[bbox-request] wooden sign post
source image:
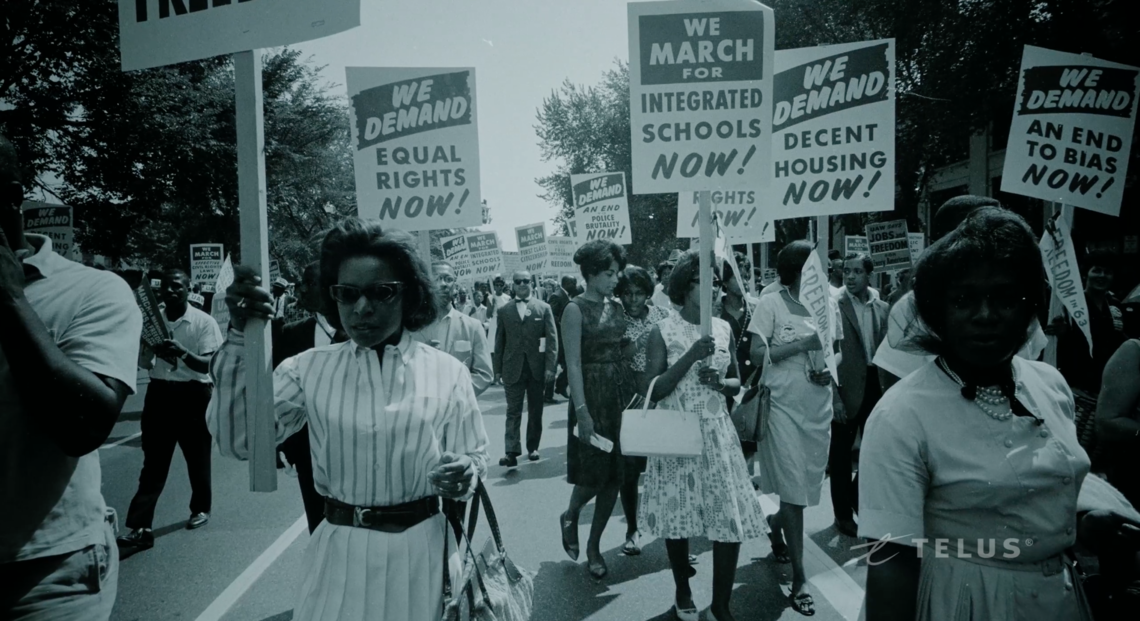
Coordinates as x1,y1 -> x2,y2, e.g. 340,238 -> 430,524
234,50 -> 277,492
816,215 -> 830,266
698,191 -> 714,337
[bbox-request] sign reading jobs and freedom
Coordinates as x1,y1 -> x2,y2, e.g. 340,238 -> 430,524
190,244 -> 224,291
771,40 -> 895,219
628,0 -> 774,194
516,224 -> 549,274
865,220 -> 911,272
1001,46 -> 1139,216
348,68 -> 481,230
118,0 -> 360,71
570,173 -> 633,244
676,190 -> 775,243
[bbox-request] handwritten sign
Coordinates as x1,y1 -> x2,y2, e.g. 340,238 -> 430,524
569,172 -> 632,243
628,0 -> 774,193
348,67 -> 481,230
1001,46 -> 1139,216
1041,215 -> 1093,356
865,220 -> 911,271
516,223 -> 548,274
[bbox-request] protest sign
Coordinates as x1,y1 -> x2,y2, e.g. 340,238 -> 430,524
211,254 -> 235,329
770,40 -> 895,218
1041,215 -> 1093,356
865,220 -> 911,271
1001,46 -> 1139,216
628,0 -> 774,193
467,232 -> 503,280
501,251 -> 521,279
907,232 -> 925,264
799,250 -> 838,384
676,190 -> 775,242
441,233 -> 473,284
190,244 -> 224,292
150,278 -> 162,289
268,259 -> 281,283
21,202 -> 77,260
516,223 -> 549,274
134,279 -> 170,348
347,68 -> 481,230
761,268 -> 778,285
546,236 -> 579,276
844,235 -> 868,256
566,218 -> 580,240
118,0 -> 360,71
570,173 -> 633,243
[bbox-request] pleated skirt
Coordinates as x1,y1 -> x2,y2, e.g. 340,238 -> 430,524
293,513 -> 460,621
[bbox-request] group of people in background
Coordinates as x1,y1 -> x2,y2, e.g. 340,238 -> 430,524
6,120 -> 1140,621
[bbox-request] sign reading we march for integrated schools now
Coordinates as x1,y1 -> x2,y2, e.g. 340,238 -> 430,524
570,173 -> 633,244
516,224 -> 549,273
466,232 -> 503,280
771,40 -> 895,218
348,68 -> 481,230
1001,46 -> 1139,216
628,0 -> 774,194
117,0 -> 360,71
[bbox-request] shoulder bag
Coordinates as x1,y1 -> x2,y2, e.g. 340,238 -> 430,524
730,330 -> 771,446
620,375 -> 703,458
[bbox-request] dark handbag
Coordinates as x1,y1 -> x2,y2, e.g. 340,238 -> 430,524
730,331 -> 772,446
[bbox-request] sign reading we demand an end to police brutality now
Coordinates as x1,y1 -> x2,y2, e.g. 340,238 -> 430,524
771,39 -> 895,218
347,68 -> 481,230
117,0 -> 360,71
570,173 -> 633,244
1001,46 -> 1139,216
628,0 -> 774,194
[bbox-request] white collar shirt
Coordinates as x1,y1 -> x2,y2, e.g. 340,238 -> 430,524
149,305 -> 223,383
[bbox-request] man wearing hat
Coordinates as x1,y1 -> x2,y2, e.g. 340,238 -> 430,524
270,277 -> 293,320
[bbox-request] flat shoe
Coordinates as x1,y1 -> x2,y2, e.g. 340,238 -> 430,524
559,511 -> 579,561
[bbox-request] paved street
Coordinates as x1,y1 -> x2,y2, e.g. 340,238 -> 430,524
101,384 -> 867,621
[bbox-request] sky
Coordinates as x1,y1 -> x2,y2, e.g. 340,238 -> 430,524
294,0 -> 631,251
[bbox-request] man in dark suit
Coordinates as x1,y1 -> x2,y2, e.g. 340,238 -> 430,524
494,270 -> 558,467
829,252 -> 889,537
545,274 -> 575,401
273,263 -> 342,533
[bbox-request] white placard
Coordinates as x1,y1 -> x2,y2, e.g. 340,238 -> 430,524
441,233 -> 473,285
466,232 -> 503,281
211,254 -> 235,329
676,190 -> 774,242
907,232 -> 925,265
1001,46 -> 1139,216
628,0 -> 774,194
570,172 -> 633,243
190,243 -> 224,291
770,39 -> 895,218
515,223 -> 548,274
1041,216 -> 1093,356
799,250 -> 838,384
501,251 -> 522,279
546,236 -> 579,276
22,202 -> 76,260
118,0 -> 360,71
347,67 -> 481,230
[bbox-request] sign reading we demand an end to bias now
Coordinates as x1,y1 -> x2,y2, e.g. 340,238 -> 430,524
1001,46 -> 1139,216
570,173 -> 632,244
348,68 -> 481,231
628,0 -> 774,194
117,0 -> 360,71
771,39 -> 895,219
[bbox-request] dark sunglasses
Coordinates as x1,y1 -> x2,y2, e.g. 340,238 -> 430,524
513,279 -> 530,285
329,282 -> 404,305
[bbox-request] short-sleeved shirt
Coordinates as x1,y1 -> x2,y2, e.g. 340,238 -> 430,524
858,357 -> 1090,562
149,305 -> 223,383
1,235 -> 142,562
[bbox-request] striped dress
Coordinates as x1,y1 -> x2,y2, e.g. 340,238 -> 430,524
207,330 -> 489,621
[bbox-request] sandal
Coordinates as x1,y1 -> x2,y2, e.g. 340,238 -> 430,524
789,592 -> 816,616
767,515 -> 791,564
622,532 -> 641,556
560,511 -> 579,561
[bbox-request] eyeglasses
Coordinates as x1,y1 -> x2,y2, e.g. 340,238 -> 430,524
948,291 -> 1028,315
329,282 -> 404,305
513,279 -> 530,285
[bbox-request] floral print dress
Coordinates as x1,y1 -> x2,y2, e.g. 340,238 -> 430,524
637,314 -> 768,542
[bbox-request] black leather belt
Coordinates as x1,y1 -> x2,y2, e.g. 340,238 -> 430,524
323,496 -> 440,533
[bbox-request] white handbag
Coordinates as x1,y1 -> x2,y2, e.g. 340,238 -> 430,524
620,375 -> 703,458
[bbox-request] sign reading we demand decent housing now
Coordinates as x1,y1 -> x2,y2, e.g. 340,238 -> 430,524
628,0 -> 774,194
570,173 -> 633,244
1001,46 -> 1139,216
348,68 -> 481,230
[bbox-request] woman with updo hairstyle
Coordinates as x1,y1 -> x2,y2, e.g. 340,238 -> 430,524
858,207 -> 1140,621
559,239 -> 630,579
210,218 -> 489,621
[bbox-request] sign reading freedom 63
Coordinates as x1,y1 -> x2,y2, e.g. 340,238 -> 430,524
118,0 -> 360,71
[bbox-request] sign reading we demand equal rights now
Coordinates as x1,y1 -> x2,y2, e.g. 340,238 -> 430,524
1002,46 -> 1139,216
347,68 -> 481,230
628,0 -> 774,194
570,173 -> 633,244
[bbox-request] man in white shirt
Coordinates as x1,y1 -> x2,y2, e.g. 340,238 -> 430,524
118,268 -> 223,550
411,261 -> 494,396
1,134 -> 143,620
827,249 -> 845,298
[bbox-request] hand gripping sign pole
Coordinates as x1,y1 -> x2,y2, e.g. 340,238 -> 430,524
234,51 -> 277,492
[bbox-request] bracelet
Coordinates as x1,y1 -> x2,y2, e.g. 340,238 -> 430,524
576,403 -> 588,411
